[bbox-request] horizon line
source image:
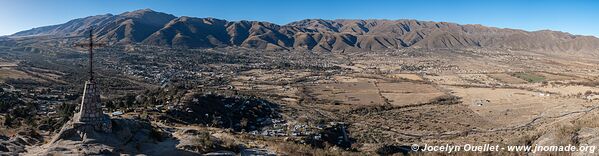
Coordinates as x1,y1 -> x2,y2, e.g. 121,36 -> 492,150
3,8 -> 598,38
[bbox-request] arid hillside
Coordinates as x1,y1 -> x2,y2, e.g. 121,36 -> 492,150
10,9 -> 599,53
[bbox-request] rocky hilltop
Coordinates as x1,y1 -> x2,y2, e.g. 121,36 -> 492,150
23,117 -> 200,155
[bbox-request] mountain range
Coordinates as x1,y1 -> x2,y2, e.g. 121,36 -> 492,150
10,9 -> 599,53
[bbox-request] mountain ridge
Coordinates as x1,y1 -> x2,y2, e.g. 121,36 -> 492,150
10,9 -> 599,53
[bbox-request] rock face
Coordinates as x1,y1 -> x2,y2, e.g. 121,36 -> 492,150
29,118 -> 193,155
0,129 -> 44,155
10,9 -> 599,53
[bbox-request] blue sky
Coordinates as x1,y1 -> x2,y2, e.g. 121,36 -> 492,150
0,0 -> 598,37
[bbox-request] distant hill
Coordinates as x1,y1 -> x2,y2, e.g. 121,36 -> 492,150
11,9 -> 599,53
12,9 -> 176,44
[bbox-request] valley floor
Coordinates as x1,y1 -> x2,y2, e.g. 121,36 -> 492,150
3,46 -> 599,155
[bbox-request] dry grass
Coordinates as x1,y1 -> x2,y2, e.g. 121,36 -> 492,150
0,68 -> 32,82
554,124 -> 579,145
274,142 -> 363,156
488,73 -> 528,84
388,73 -> 424,81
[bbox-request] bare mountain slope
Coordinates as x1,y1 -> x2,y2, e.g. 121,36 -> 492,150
12,9 -> 176,44
11,9 -> 599,53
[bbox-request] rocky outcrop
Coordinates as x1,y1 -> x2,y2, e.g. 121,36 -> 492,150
0,129 -> 44,155
29,118 -> 197,155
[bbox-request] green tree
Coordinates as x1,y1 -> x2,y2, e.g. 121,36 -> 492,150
3,114 -> 14,127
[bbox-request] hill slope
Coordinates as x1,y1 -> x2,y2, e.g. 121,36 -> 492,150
11,9 -> 599,53
12,9 -> 176,44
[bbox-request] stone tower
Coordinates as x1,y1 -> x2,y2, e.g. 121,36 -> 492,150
73,28 -> 112,133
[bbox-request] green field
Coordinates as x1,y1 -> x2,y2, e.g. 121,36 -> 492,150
511,72 -> 546,83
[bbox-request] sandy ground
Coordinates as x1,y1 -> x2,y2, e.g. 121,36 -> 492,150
446,86 -> 593,127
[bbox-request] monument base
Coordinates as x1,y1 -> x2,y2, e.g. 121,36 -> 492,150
73,112 -> 112,133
